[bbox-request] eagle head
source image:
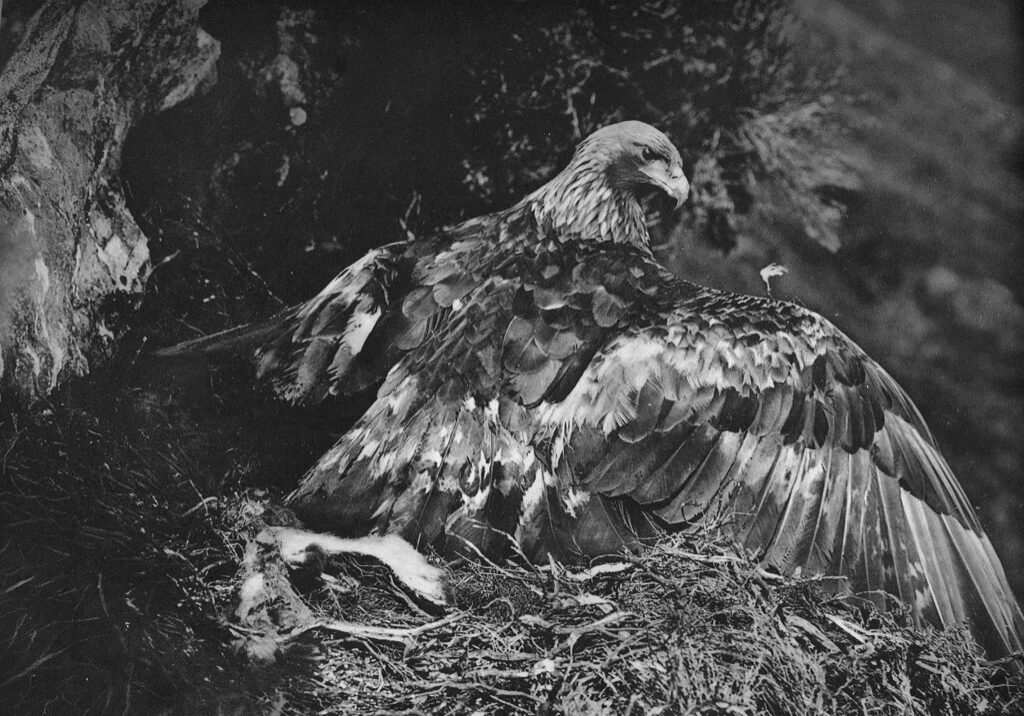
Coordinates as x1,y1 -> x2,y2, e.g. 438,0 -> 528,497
528,121 -> 689,247
578,121 -> 689,208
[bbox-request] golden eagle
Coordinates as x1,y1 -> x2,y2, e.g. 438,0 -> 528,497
161,121 -> 1023,658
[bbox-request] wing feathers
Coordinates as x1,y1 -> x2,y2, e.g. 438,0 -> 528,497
740,445 -> 802,556
801,446 -> 840,572
279,233 -> 1021,660
653,430 -> 748,523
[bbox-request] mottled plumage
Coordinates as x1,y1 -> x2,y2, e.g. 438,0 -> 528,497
160,121 -> 1023,659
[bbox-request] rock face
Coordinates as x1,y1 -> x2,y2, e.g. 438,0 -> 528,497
0,0 -> 219,404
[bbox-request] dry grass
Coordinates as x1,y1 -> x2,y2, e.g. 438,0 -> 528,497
0,387 -> 266,714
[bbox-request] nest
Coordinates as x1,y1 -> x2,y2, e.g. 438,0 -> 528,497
1,370 -> 1021,715
219,496 -> 1022,715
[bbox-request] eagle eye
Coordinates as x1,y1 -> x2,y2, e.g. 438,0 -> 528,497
641,146 -> 662,162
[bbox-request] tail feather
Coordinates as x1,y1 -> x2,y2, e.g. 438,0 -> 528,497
152,244 -> 404,406
151,313 -> 295,358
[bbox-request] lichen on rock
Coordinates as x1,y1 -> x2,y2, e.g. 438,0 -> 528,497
0,0 -> 220,404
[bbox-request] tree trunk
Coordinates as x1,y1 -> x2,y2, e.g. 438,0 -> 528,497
0,0 -> 218,403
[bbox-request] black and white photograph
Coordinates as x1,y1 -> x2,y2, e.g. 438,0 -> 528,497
1,0 -> 1022,713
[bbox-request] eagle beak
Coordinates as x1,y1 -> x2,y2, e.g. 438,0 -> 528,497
641,165 -> 690,210
666,170 -> 690,210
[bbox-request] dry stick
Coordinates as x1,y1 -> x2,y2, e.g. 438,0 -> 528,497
553,610 -> 634,635
288,612 -> 464,647
408,680 -> 544,704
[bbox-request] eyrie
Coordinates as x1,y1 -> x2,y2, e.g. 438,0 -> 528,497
161,121 -> 1024,658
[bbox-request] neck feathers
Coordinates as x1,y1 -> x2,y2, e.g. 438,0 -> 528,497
524,156 -> 649,249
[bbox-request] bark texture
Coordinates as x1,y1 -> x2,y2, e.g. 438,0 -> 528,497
0,0 -> 218,403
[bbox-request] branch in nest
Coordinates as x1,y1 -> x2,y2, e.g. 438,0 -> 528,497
289,613 -> 463,648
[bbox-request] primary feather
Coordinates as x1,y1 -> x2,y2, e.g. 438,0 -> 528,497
160,121 -> 1023,659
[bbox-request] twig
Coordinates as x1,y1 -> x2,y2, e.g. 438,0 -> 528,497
408,679 -> 544,704
290,613 -> 464,647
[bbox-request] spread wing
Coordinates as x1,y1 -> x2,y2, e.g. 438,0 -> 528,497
151,241 -> 410,405
251,211 -> 518,405
285,236 -> 1023,658
253,243 -> 408,404
154,207 -> 540,406
504,243 -> 1024,658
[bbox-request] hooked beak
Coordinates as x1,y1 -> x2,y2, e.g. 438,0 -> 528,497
641,166 -> 690,210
